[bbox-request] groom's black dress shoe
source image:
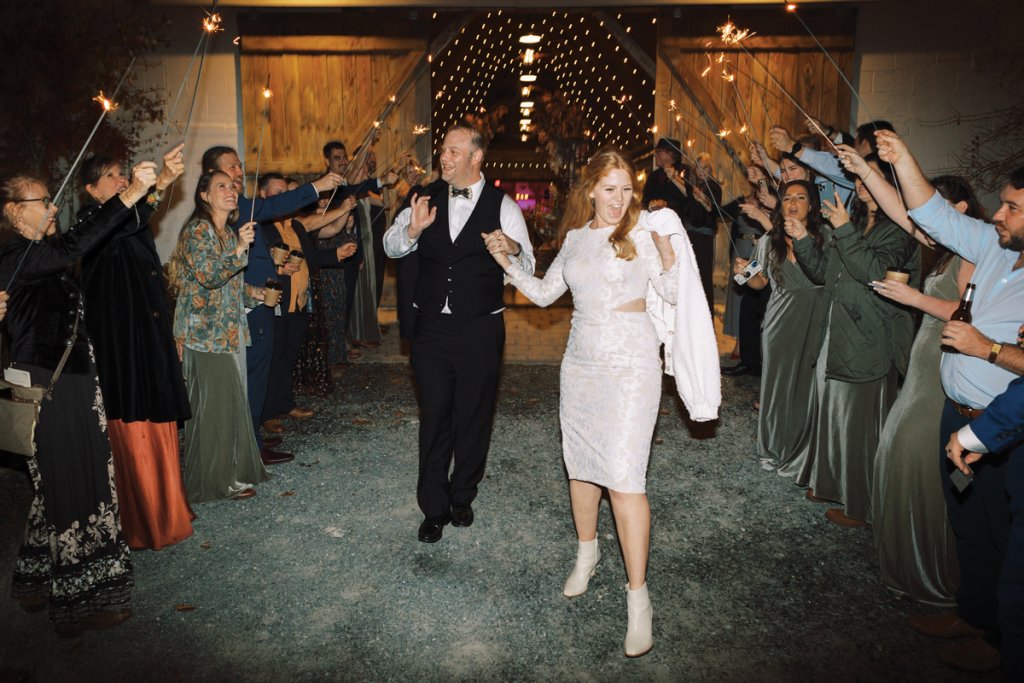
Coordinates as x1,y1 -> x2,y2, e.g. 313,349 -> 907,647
418,517 -> 449,543
450,504 -> 474,527
721,363 -> 760,377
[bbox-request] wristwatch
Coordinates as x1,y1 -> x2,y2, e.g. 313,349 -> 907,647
790,142 -> 802,156
988,341 -> 1003,364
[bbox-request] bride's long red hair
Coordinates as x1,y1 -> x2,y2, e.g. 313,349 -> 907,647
558,146 -> 641,261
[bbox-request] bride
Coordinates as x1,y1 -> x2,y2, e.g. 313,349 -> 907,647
484,146 -> 719,657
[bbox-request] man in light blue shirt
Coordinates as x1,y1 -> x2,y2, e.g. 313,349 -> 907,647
881,128 -> 1024,674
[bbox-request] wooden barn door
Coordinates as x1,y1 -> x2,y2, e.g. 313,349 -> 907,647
238,35 -> 431,178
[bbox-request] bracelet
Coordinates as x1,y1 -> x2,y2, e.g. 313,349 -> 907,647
988,342 -> 1003,364
146,189 -> 163,207
863,167 -> 875,181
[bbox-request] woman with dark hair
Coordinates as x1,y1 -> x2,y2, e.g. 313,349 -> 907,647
77,145 -> 194,551
788,154 -> 921,527
485,147 -> 718,657
734,180 -> 828,478
168,171 -> 268,502
839,146 -> 982,603
0,162 -> 156,636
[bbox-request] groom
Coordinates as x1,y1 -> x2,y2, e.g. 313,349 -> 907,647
383,124 -> 535,543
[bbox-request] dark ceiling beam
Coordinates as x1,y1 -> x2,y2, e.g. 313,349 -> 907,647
158,0 -> 871,6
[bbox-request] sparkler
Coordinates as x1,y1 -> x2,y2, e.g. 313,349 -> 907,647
158,1 -> 221,149
248,77 -> 272,226
379,124 -> 432,178
718,20 -> 841,155
322,94 -> 401,213
92,91 -> 119,112
784,2 -> 907,206
5,57 -> 137,290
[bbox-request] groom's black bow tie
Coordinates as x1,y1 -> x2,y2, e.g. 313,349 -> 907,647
450,186 -> 472,200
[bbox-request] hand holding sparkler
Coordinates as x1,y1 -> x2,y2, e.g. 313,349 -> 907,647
835,143 -> 870,178
312,172 -> 344,194
805,116 -> 834,140
821,192 -> 850,229
874,130 -> 910,166
748,142 -> 766,169
783,215 -> 809,240
757,184 -> 778,210
769,126 -> 798,155
235,221 -> 256,257
739,198 -> 772,231
0,290 -> 8,322
156,144 -> 186,192
121,162 -> 159,207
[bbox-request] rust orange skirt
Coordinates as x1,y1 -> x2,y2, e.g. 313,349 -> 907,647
107,419 -> 195,550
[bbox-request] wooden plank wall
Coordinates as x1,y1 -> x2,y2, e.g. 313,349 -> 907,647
656,36 -> 854,205
239,37 -> 431,178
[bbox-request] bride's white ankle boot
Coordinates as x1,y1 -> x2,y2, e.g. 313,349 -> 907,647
624,583 -> 654,657
562,538 -> 600,597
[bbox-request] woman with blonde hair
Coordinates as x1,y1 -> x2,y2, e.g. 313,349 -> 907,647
485,147 -> 718,657
169,171 -> 268,502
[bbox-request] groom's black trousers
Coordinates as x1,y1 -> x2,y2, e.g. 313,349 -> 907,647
411,311 -> 505,521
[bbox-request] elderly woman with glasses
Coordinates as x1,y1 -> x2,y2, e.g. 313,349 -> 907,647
0,161 -> 156,637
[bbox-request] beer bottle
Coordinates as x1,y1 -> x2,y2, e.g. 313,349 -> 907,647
942,283 -> 975,353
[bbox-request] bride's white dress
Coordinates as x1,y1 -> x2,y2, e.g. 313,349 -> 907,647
504,218 -> 678,493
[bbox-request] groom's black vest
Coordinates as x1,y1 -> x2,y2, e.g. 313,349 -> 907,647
414,182 -> 506,321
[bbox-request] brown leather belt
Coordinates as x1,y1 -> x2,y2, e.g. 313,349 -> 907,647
949,399 -> 984,420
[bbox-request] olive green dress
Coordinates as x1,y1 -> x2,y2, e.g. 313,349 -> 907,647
872,257 -> 962,606
755,237 -> 827,478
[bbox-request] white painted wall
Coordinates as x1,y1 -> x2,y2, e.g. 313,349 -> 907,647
134,7 -> 243,262
853,0 -> 1021,203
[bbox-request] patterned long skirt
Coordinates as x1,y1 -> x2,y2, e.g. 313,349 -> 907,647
10,361 -> 134,625
294,266 -> 334,397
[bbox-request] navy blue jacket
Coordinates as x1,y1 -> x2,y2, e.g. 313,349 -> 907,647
971,376 -> 1024,453
234,185 -> 319,288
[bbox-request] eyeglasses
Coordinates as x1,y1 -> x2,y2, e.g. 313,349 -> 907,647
15,196 -> 53,208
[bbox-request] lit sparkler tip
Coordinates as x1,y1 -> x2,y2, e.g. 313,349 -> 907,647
718,18 -> 754,45
786,3 -> 798,12
202,13 -> 223,33
668,99 -> 677,109
686,139 -> 695,148
700,65 -> 712,78
675,114 -> 682,122
232,36 -> 240,45
389,95 -> 397,103
93,91 -> 119,112
716,129 -> 731,138
372,121 -> 381,129
740,124 -> 749,134
262,87 -> 272,99
412,124 -> 430,136
650,125 -> 659,134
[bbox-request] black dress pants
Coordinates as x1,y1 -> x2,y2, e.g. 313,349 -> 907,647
1001,443 -> 1024,680
738,283 -> 769,372
688,230 -> 715,313
264,310 -> 309,419
940,400 -> 1011,634
411,312 -> 505,521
